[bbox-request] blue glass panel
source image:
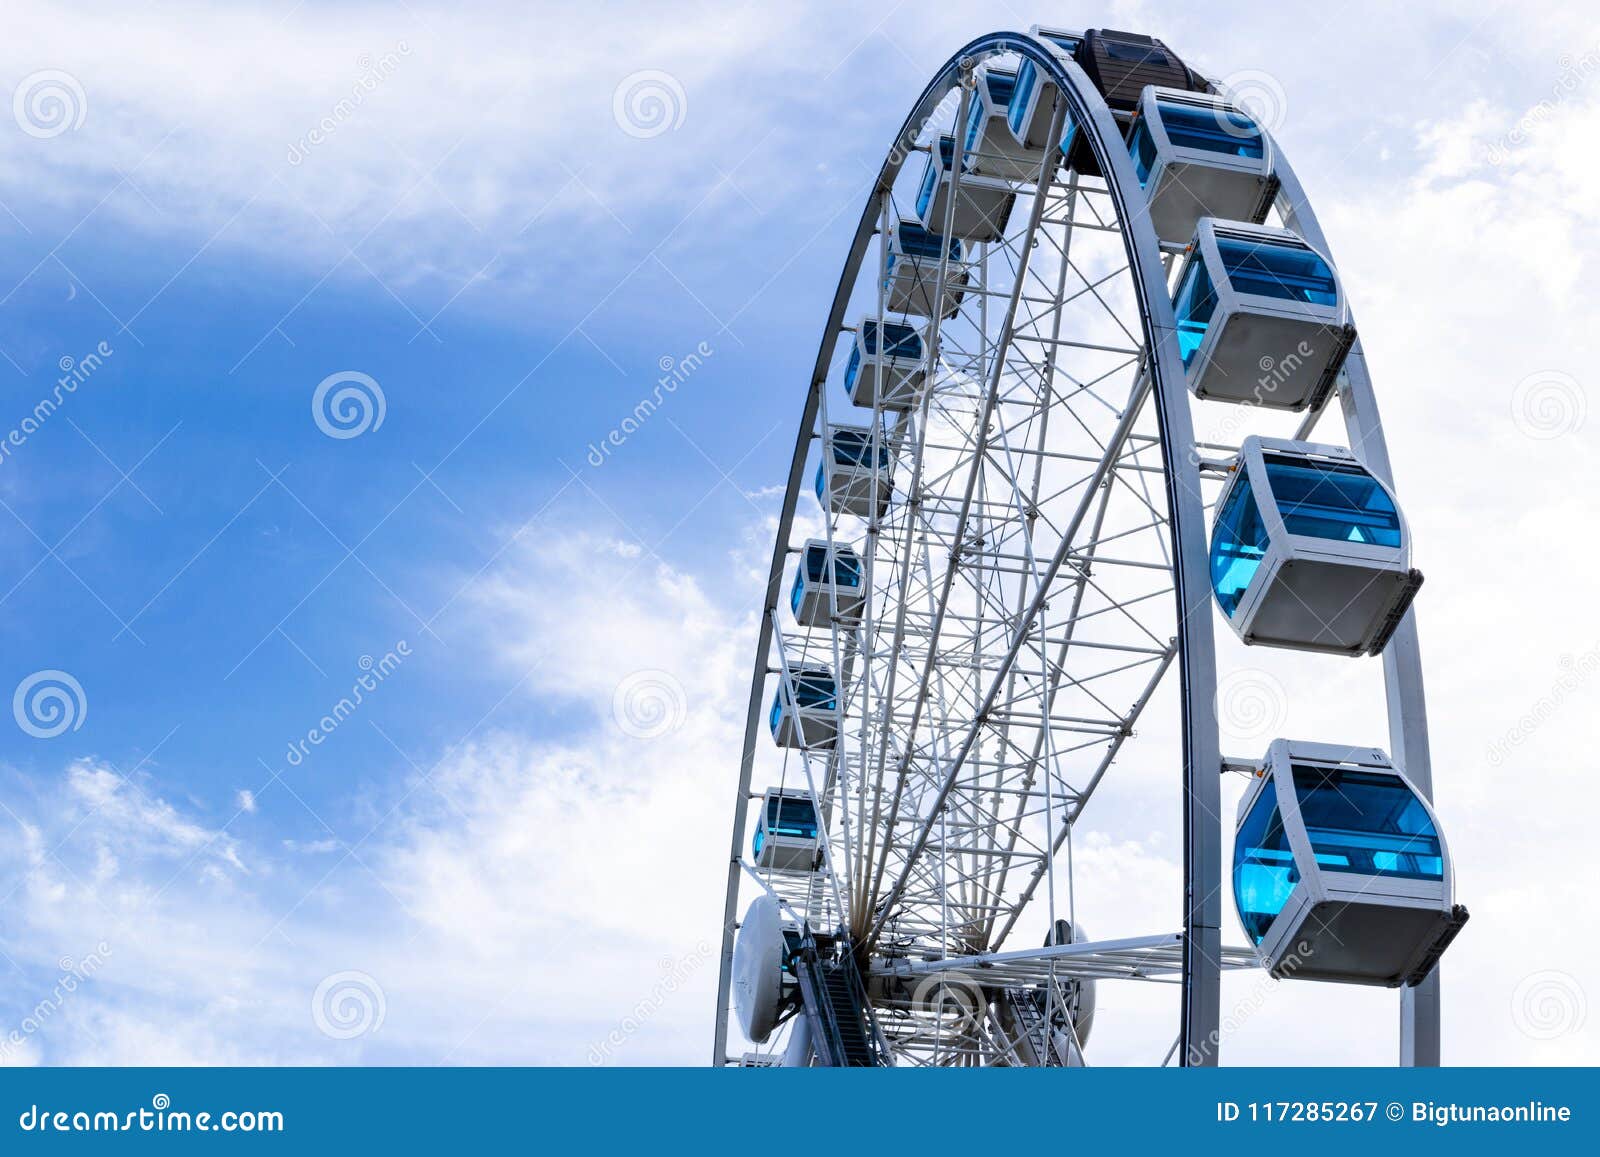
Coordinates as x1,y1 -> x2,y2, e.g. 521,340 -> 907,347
1128,117 -> 1158,187
1216,236 -> 1337,306
1041,33 -> 1081,54
895,222 -> 961,262
984,69 -> 1017,107
843,344 -> 862,394
805,544 -> 862,589
1103,39 -> 1161,65
861,321 -> 921,359
1263,456 -> 1402,547
1172,255 -> 1218,367
916,161 -> 939,221
1157,100 -> 1264,159
790,566 -> 805,615
964,97 -> 985,154
1058,121 -> 1078,157
830,428 -> 890,468
1291,766 -> 1443,880
766,795 -> 820,840
1233,784 -> 1297,944
1007,61 -> 1038,137
1210,474 -> 1269,617
769,694 -> 783,736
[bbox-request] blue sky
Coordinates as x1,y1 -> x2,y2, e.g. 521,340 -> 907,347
0,0 -> 1596,1066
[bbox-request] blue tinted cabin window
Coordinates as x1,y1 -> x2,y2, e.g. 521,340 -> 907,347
1128,117 -> 1158,187
1103,39 -> 1162,65
861,321 -> 921,360
984,70 -> 1017,107
1008,61 -> 1038,136
843,344 -> 862,393
964,97 -> 984,153
1291,766 -> 1443,880
1233,784 -> 1297,944
1058,120 -> 1078,158
1216,236 -> 1337,306
1158,100 -> 1264,159
1263,456 -> 1401,547
1172,255 -> 1219,366
830,429 -> 889,468
804,544 -> 862,589
895,223 -> 960,263
1211,474 -> 1269,617
786,672 -> 836,711
916,161 -> 939,221
766,795 -> 820,840
1041,33 -> 1081,54
789,567 -> 805,615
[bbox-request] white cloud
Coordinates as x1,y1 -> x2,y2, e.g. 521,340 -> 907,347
0,528 -> 748,1065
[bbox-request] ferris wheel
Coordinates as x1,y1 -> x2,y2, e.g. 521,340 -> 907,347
712,25 -> 1469,1068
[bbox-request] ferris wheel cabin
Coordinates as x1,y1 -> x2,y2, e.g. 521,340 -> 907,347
883,219 -> 969,319
1007,27 -> 1082,153
1233,740 -> 1467,986
1128,87 -> 1276,246
845,318 -> 926,412
791,539 -> 866,628
916,134 -> 1017,243
769,664 -> 840,750
964,65 -> 1049,181
1210,437 -> 1422,656
816,425 -> 893,518
752,788 -> 823,873
1058,28 -> 1206,176
1172,219 -> 1355,410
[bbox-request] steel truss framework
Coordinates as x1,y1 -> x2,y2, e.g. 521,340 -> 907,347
713,30 -> 1439,1068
